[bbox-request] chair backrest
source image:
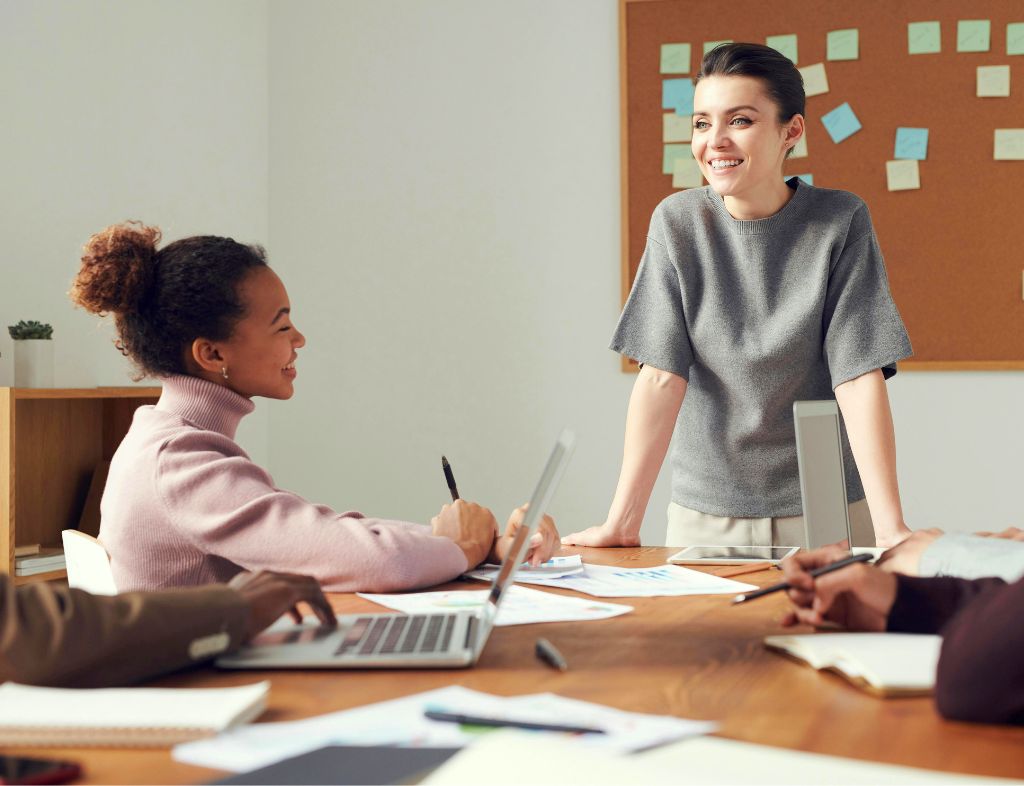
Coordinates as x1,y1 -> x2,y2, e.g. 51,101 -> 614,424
61,530 -> 117,595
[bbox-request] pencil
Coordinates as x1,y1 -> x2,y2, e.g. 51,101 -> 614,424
730,552 -> 873,605
441,455 -> 460,501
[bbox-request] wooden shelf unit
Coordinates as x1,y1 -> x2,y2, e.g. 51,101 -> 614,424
0,387 -> 161,584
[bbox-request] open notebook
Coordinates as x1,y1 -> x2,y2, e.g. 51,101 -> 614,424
0,681 -> 269,747
764,633 -> 941,697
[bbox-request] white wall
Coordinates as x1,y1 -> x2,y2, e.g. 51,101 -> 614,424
266,0 -> 1021,542
0,0 -> 271,461
3,0 -> 1020,543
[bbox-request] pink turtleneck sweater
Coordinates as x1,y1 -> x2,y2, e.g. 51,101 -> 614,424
99,375 -> 468,592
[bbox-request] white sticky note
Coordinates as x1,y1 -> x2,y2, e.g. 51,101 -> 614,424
791,135 -> 808,158
798,63 -> 829,97
977,65 -> 1010,97
663,113 -> 692,143
704,40 -> 733,56
766,34 -> 798,64
994,129 -> 1024,160
886,160 -> 920,191
672,156 -> 703,189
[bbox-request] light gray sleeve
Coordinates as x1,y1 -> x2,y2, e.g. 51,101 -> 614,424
919,533 -> 1024,582
609,235 -> 694,380
822,207 -> 913,389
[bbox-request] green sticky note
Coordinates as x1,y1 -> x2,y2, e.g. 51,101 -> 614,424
660,43 -> 691,74
1006,23 -> 1024,55
703,40 -> 733,56
957,20 -> 990,52
908,21 -> 941,54
663,144 -> 691,175
827,28 -> 859,61
766,34 -> 798,63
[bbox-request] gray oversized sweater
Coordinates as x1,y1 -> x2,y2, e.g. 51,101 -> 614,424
611,179 -> 912,517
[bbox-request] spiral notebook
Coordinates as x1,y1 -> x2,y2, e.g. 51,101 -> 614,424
0,681 -> 269,747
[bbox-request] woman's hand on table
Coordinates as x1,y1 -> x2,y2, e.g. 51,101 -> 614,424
490,504 -> 560,566
561,522 -> 641,548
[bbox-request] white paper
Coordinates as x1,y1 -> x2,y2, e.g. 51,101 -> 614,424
466,563 -> 756,598
425,730 -> 1015,786
174,686 -> 713,773
359,584 -> 632,625
465,554 -> 583,582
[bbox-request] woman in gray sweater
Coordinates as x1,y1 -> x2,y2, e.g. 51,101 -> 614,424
565,43 -> 912,551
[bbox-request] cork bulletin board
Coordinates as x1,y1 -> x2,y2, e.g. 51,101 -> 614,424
620,0 -> 1024,371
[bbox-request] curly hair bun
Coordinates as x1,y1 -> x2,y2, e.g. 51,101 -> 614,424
71,221 -> 161,315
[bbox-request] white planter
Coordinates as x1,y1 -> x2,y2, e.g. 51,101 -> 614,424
13,339 -> 54,388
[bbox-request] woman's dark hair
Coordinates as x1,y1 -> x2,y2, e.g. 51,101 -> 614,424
71,221 -> 268,378
696,43 -> 805,147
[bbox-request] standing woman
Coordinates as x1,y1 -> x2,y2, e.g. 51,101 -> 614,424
71,223 -> 558,592
564,43 -> 913,551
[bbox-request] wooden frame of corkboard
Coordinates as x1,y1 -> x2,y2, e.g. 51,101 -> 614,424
619,0 -> 1024,373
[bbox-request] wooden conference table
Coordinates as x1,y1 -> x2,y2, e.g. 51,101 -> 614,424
14,547 -> 1024,783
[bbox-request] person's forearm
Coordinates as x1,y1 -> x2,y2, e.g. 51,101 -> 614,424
834,370 -> 908,545
605,364 -> 686,537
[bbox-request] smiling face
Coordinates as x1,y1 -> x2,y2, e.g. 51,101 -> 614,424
192,267 -> 306,400
691,75 -> 803,217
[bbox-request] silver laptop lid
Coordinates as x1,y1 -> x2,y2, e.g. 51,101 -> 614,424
793,401 -> 852,550
477,430 -> 576,642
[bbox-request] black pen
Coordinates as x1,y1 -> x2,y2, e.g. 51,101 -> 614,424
535,637 -> 568,671
424,709 -> 603,735
730,552 -> 874,605
441,455 -> 460,501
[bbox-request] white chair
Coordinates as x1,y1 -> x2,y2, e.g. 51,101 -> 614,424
61,530 -> 117,595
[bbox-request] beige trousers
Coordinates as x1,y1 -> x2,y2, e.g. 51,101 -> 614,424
665,499 -> 875,548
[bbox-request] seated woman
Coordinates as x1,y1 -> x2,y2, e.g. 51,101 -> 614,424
71,222 -> 558,592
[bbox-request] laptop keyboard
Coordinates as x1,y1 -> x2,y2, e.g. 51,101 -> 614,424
335,614 -> 458,657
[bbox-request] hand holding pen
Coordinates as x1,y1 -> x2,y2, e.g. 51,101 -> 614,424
777,547 -> 897,632
440,456 -> 561,566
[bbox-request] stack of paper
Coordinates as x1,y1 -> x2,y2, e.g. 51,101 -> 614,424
14,547 -> 66,576
0,681 -> 269,747
466,562 -> 756,598
174,686 -> 715,773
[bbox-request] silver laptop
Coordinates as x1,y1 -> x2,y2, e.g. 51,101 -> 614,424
792,401 -> 853,550
217,430 -> 575,670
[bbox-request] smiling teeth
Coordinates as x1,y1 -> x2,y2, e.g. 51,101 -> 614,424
283,363 -> 295,370
711,160 -> 741,169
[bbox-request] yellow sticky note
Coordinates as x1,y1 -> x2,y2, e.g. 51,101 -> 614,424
798,63 -> 829,97
994,129 -> 1024,160
791,135 -> 808,158
663,113 -> 692,143
886,160 -> 920,191
673,156 -> 703,189
977,65 -> 1010,97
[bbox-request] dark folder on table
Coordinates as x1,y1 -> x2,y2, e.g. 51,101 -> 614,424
210,745 -> 459,785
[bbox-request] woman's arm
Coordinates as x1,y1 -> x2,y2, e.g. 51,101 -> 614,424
834,369 -> 911,548
562,364 -> 685,547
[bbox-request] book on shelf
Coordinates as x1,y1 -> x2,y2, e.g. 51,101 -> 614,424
14,548 -> 66,576
14,543 -> 41,558
764,632 -> 941,697
0,681 -> 270,747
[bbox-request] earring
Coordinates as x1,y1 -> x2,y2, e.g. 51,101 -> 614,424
221,367 -> 229,380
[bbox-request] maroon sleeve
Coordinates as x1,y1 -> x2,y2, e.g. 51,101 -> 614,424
886,575 -> 1007,633
933,576 -> 1024,725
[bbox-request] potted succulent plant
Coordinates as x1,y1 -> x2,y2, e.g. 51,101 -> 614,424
8,320 -> 54,387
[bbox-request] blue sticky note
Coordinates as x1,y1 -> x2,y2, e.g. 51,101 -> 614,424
662,78 -> 694,114
894,128 -> 929,160
821,102 -> 862,143
794,173 -> 814,185
663,144 -> 692,175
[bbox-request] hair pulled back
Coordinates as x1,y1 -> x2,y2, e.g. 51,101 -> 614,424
696,42 -> 805,142
71,221 -> 267,378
